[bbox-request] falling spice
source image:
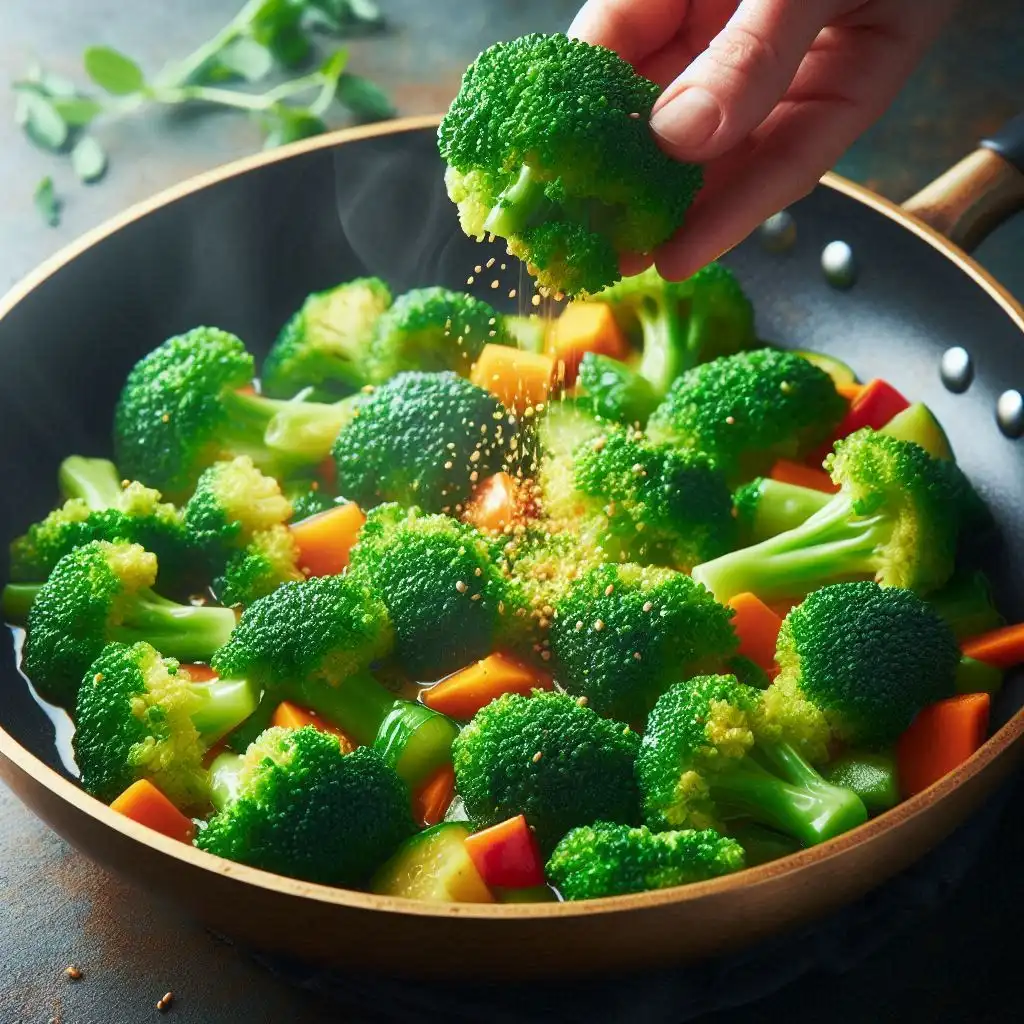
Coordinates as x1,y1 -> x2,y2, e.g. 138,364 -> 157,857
65,965 -> 83,981
156,991 -> 174,1012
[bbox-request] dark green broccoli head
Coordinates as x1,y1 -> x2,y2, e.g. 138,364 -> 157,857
452,690 -> 641,852
22,540 -> 236,709
214,525 -> 304,607
348,504 -> 513,680
195,727 -> 415,886
638,675 -> 866,844
438,33 -> 701,297
549,563 -> 737,724
74,641 -> 257,808
763,581 -> 960,763
546,821 -> 745,900
9,482 -> 186,584
646,349 -> 845,480
693,430 -> 964,603
542,430 -> 736,570
211,572 -> 393,691
261,277 -> 392,400
331,371 -> 514,513
364,287 -> 512,384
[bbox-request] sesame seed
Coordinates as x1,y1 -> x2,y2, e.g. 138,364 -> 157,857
575,620 -> 584,631
161,413 -> 170,423
455,580 -> 468,594
490,280 -> 500,290
538,616 -> 550,629
629,111 -> 640,119
604,584 -> 614,597
540,650 -> 552,661
156,992 -> 174,1012
467,275 -> 475,284
594,619 -> 605,631
631,463 -> 644,475
531,294 -> 542,307
498,601 -> 506,614
725,416 -> 736,425
622,725 -> 631,735
443,460 -> 453,470
470,450 -> 481,462
474,567 -> 483,576
475,265 -> 483,273
532,751 -> 543,763
633,652 -> 642,661
642,601 -> 653,613
509,289 -> 517,299
486,258 -> 495,268
65,966 -> 83,981
500,263 -> 507,271
471,593 -> 482,601
576,695 -> 589,706
93,673 -> 103,684
780,381 -> 793,394
310,480 -> 319,491
120,479 -> 131,488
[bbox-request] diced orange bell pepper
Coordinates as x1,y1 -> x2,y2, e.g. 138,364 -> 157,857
290,502 -> 365,578
422,652 -> 553,720
271,701 -> 355,752
471,344 -> 556,412
413,764 -> 456,827
110,779 -> 195,843
547,302 -> 629,387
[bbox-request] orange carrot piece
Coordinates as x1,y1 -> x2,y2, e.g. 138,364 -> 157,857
422,652 -> 553,720
237,385 -> 256,397
547,302 -> 629,387
471,344 -> 556,413
837,382 -> 865,402
413,764 -> 456,827
290,502 -> 365,578
180,663 -> 218,683
271,701 -> 354,752
961,623 -> 1024,670
770,459 -> 839,494
896,693 -> 990,798
109,779 -> 195,843
464,472 -> 519,533
727,593 -> 784,673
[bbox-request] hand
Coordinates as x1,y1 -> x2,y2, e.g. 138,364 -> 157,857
570,0 -> 957,280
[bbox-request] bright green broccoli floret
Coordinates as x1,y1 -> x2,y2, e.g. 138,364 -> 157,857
364,287 -> 512,383
9,457 -> 186,584
575,354 -> 661,426
541,430 -> 736,570
646,349 -> 845,480
114,328 -> 357,499
438,33 -> 701,297
348,504 -> 513,680
692,430 -> 964,603
215,526 -> 305,607
637,675 -> 867,846
331,371 -> 514,513
196,727 -> 415,886
593,263 -> 756,398
732,476 -> 832,546
546,821 -> 745,900
549,563 -> 737,724
261,277 -> 392,400
73,641 -> 258,808
211,573 -> 397,744
452,691 -> 641,853
19,541 -> 236,709
286,481 -> 337,522
759,581 -> 960,764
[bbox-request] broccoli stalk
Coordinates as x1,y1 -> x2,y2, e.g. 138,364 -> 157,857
2,583 -> 41,626
481,164 -> 549,238
58,456 -> 124,506
732,477 -> 832,545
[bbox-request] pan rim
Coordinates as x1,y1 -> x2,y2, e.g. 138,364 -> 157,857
1,113 -> 1023,922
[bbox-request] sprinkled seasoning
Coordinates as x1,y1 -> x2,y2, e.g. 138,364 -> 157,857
593,619 -> 605,632
532,751 -> 543,763
156,992 -> 174,1012
604,584 -> 614,597
65,966 -> 83,981
642,601 -> 653,613
455,580 -> 468,594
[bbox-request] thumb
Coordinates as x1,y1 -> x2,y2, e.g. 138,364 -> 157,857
650,0 -> 839,162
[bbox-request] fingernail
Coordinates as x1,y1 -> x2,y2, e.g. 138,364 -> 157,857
650,88 -> 721,153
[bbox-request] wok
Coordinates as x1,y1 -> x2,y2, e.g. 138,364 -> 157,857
1,114 -> 1023,978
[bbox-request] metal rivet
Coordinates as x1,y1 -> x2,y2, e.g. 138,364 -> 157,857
759,211 -> 796,252
996,390 -> 1024,438
821,240 -> 857,289
940,346 -> 973,393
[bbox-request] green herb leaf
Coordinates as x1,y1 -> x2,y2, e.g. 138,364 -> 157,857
336,72 -> 394,123
217,37 -> 274,82
51,96 -> 104,127
307,0 -> 385,32
34,176 -> 61,227
84,46 -> 146,95
16,89 -> 70,151
71,136 -> 108,183
263,108 -> 327,149
38,71 -> 79,98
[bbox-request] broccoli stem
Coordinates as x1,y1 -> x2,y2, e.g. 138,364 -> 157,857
928,571 -> 1004,641
188,677 -> 261,742
111,592 -> 237,662
2,583 -> 41,626
263,396 -> 359,460
743,479 -> 832,544
636,302 -> 687,396
58,456 -> 124,508
287,670 -> 397,747
482,165 -> 549,237
714,742 -> 867,845
208,750 -> 245,812
693,495 -> 889,602
373,701 -> 459,787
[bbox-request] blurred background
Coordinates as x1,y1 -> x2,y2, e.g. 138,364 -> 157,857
1,1 -> 1022,1021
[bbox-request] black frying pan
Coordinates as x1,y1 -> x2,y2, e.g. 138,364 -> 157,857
0,115 -> 1023,976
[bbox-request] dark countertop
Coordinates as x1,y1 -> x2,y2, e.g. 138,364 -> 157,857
1,2 -> 1023,1021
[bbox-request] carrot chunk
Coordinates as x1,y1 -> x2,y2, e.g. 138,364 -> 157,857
271,701 -> 355,752
547,302 -> 629,386
290,501 -> 365,578
413,764 -> 456,827
422,652 -> 553,720
110,779 -> 195,843
464,815 -> 545,889
769,459 -> 839,494
471,344 -> 556,412
961,623 -> 1024,670
727,593 -> 783,674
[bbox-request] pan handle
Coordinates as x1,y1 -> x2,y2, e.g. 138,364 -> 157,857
902,114 -> 1024,252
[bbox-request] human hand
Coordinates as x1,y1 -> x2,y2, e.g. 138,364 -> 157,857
569,0 -> 957,280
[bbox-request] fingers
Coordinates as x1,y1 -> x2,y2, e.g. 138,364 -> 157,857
649,0 -> 841,162
569,0 -> 691,65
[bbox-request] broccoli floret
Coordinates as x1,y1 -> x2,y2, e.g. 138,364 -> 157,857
20,541 -> 236,709
692,430 -> 964,603
364,287 -> 512,383
196,727 -> 415,886
438,33 -> 701,297
637,675 -> 867,846
452,691 -> 641,852
114,327 -> 357,499
594,263 -> 756,397
348,504 -> 513,679
74,641 -> 257,808
286,481 -> 337,522
575,353 -> 661,427
549,563 -> 737,724
261,278 -> 392,400
732,476 -> 832,546
331,371 -> 514,513
10,458 -> 187,584
215,526 -> 305,607
646,349 -> 846,481
759,581 -> 960,763
928,570 -> 1005,641
541,430 -> 736,570
546,821 -> 745,900
211,573 -> 397,744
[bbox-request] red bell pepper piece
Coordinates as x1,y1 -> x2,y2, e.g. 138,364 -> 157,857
812,378 -> 910,464
464,814 -> 545,889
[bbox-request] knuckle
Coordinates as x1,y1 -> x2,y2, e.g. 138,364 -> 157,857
707,24 -> 782,83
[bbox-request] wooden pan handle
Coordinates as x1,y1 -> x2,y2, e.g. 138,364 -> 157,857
903,114 -> 1024,252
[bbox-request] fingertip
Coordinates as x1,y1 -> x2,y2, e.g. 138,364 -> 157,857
649,87 -> 724,162
619,251 -> 654,278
